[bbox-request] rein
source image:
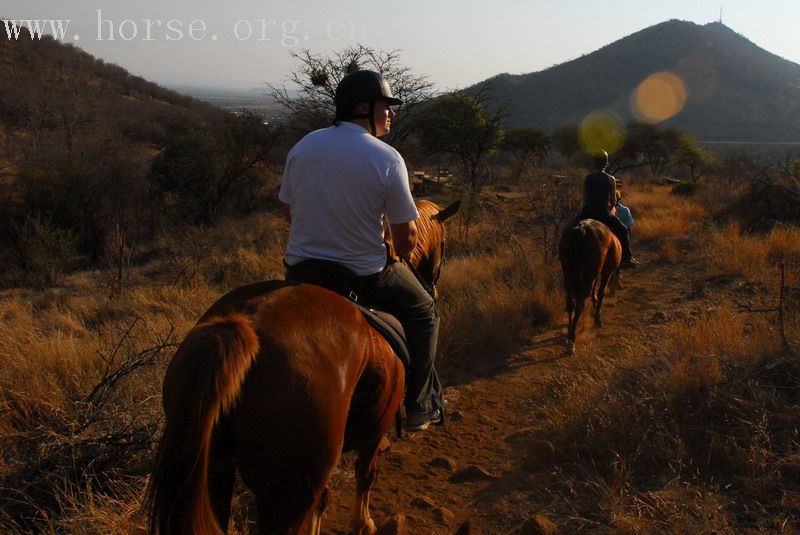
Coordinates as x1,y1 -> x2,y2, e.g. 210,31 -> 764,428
403,256 -> 436,298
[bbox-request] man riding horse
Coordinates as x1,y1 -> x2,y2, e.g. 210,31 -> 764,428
577,150 -> 638,269
279,70 -> 444,432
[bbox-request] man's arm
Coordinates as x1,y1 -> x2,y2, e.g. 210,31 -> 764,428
389,220 -> 418,260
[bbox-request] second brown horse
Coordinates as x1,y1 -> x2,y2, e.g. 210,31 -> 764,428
558,218 -> 622,354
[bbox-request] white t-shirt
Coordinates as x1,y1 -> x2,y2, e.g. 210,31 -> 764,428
279,121 -> 419,276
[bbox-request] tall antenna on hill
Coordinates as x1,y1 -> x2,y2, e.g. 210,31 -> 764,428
719,4 -> 724,24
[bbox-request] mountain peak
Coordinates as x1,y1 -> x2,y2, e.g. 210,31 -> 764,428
469,19 -> 800,143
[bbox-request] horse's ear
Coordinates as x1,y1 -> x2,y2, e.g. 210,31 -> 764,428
433,200 -> 461,223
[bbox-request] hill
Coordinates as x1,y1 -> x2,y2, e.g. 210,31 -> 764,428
0,28 -> 223,158
0,30 -> 280,284
470,20 -> 800,143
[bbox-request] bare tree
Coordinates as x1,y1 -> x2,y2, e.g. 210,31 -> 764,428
269,45 -> 435,144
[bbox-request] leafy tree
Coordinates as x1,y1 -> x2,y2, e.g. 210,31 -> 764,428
639,124 -> 682,177
551,125 -> 581,162
501,127 -> 550,178
149,112 -> 280,224
413,91 -> 503,239
414,92 -> 504,192
270,45 -> 434,145
675,134 -> 714,182
612,123 -> 689,177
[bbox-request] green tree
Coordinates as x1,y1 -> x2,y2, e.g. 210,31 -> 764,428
501,127 -> 550,180
413,92 -> 503,239
675,134 -> 714,182
551,125 -> 581,162
149,112 -> 279,224
414,92 -> 504,193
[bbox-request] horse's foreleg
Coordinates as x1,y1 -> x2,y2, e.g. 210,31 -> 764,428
350,347 -> 402,535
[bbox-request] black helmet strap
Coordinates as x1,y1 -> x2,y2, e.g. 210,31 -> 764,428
346,100 -> 378,136
368,101 -> 377,136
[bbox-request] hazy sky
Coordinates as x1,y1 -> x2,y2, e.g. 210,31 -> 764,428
4,1 -> 799,91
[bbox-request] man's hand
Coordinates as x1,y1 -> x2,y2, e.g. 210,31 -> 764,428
389,220 -> 418,260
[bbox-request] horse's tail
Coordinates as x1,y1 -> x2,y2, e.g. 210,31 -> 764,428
144,314 -> 259,535
561,223 -> 586,266
560,223 -> 589,298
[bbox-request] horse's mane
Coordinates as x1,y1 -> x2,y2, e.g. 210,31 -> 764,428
409,200 -> 444,267
385,200 -> 443,266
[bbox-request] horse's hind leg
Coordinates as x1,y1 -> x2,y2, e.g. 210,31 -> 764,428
305,487 -> 329,535
594,274 -> 613,327
352,445 -> 379,535
348,351 -> 404,535
567,297 -> 584,355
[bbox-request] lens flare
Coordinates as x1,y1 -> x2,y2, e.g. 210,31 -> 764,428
632,72 -> 687,123
579,111 -> 625,155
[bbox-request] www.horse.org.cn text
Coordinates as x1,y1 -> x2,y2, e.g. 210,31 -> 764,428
2,10 -> 367,46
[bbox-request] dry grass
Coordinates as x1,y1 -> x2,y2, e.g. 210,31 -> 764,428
701,222 -> 800,287
2,186 -> 800,533
656,238 -> 680,264
537,326 -> 799,533
437,252 -> 560,367
0,215 -> 273,532
626,186 -> 707,241
436,217 -> 563,371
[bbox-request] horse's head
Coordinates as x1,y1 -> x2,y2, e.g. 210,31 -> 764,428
398,200 -> 460,299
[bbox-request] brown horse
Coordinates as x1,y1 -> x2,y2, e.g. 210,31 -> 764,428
144,200 -> 460,535
558,218 -> 622,354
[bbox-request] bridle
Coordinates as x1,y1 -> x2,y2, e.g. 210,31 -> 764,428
403,232 -> 446,300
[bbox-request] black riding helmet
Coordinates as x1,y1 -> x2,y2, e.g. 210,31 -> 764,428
592,150 -> 609,172
334,70 -> 403,136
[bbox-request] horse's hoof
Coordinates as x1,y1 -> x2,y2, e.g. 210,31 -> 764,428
354,517 -> 376,535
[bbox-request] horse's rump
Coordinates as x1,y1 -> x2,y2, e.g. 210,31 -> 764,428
146,282 -> 405,534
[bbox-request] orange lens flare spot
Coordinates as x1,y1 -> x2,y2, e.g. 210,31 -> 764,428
632,71 -> 687,123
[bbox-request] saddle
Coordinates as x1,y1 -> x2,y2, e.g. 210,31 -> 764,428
284,258 -> 412,369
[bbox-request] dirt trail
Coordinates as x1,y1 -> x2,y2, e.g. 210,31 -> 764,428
321,243 -> 699,534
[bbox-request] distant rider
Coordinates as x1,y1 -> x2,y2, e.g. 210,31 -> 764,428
578,150 -> 638,269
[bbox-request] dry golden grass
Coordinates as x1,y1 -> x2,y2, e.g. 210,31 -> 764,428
702,222 -> 800,287
0,225 -> 250,532
2,186 -> 800,533
656,238 -> 680,264
669,303 -> 780,362
436,219 -> 563,368
626,186 -> 707,240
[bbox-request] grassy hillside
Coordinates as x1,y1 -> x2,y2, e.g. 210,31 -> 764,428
0,30 -> 283,289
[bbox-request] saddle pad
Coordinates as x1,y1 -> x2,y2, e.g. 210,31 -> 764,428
356,305 -> 411,370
